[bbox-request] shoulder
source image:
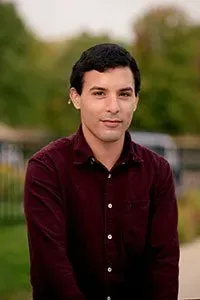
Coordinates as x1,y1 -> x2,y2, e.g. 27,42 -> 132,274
132,141 -> 175,200
28,133 -> 76,166
132,140 -> 172,175
25,133 -> 77,182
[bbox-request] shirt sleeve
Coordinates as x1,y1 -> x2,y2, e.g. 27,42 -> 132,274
147,158 -> 180,300
24,154 -> 86,300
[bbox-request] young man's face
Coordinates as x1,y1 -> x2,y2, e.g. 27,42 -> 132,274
70,67 -> 138,143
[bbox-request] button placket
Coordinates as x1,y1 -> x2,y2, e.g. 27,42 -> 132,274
104,171 -> 114,281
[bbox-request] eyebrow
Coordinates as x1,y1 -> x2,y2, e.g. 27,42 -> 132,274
89,86 -> 133,92
119,87 -> 133,93
89,86 -> 107,92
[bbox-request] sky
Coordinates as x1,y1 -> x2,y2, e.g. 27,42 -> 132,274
10,0 -> 200,41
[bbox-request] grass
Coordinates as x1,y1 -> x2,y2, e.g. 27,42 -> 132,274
0,224 -> 31,300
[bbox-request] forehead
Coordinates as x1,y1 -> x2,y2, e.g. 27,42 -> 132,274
82,67 -> 135,89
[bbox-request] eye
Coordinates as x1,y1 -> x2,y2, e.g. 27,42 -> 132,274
119,92 -> 131,97
93,91 -> 105,96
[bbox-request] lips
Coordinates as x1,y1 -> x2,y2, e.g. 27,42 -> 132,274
101,120 -> 122,128
102,120 -> 122,123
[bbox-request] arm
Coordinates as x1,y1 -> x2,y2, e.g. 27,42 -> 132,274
148,159 -> 180,300
24,154 -> 86,300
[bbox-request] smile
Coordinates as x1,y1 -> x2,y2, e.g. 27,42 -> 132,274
101,120 -> 122,127
102,120 -> 122,123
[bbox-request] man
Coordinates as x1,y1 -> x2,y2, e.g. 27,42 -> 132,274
24,43 -> 179,300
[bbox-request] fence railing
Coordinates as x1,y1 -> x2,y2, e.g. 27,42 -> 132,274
0,166 -> 25,224
0,140 -> 200,225
179,148 -> 200,171
0,141 -> 42,224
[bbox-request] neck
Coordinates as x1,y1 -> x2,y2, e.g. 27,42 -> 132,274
82,125 -> 125,171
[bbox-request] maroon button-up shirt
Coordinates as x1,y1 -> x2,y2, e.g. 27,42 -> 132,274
24,125 -> 179,300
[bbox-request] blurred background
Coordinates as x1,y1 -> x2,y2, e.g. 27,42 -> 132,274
0,0 -> 200,299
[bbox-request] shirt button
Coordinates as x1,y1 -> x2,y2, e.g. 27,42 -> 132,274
107,267 -> 112,272
107,173 -> 112,179
108,203 -> 112,208
107,234 -> 112,239
90,157 -> 95,165
107,297 -> 111,300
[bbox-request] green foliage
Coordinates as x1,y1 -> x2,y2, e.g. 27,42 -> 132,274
132,6 -> 200,134
178,189 -> 200,243
0,2 -> 50,128
0,2 -> 200,136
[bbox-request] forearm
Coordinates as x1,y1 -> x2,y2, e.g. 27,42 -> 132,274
27,220 -> 86,300
148,239 -> 179,299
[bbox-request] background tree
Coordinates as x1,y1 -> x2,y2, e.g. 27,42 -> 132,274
132,6 -> 200,134
0,2 -> 50,127
1,2 -> 200,136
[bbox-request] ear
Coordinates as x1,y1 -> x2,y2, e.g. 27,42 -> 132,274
133,95 -> 139,112
69,88 -> 81,110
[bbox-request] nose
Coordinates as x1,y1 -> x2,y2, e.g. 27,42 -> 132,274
106,95 -> 120,114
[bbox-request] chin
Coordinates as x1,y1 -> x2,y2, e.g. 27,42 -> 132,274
99,132 -> 122,143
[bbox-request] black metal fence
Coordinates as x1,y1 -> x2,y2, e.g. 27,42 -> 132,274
0,140 -> 200,225
178,147 -> 200,192
179,147 -> 200,171
0,141 -> 42,225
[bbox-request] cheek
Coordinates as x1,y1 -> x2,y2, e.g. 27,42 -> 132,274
125,114 -> 134,127
80,102 -> 99,124
81,99 -> 104,116
124,104 -> 134,121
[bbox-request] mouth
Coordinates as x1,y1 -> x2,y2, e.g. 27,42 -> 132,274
101,120 -> 122,128
101,120 -> 122,123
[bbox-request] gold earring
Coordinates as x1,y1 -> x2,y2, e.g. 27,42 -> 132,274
68,99 -> 71,104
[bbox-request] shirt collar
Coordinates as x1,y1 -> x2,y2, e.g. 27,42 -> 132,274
73,124 -> 143,165
73,125 -> 94,164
